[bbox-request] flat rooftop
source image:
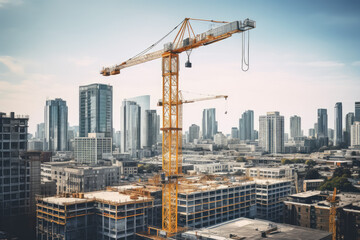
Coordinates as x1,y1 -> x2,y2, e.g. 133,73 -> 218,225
84,191 -> 151,204
179,218 -> 331,240
289,190 -> 322,198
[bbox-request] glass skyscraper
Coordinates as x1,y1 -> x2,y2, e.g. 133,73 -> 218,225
344,112 -> 354,147
44,98 -> 68,151
334,102 -> 343,146
355,102 -> 360,122
239,110 -> 255,141
79,84 -> 113,138
202,108 -> 217,140
317,108 -> 328,146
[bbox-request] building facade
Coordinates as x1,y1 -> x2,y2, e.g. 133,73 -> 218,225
334,102 -> 343,146
355,101 -> 360,122
344,112 -> 354,147
202,108 -> 217,140
259,112 -> 284,153
351,121 -> 360,147
239,110 -> 254,141
317,109 -> 328,146
188,124 -> 200,143
145,109 -> 158,148
74,133 -> 112,165
44,98 -> 68,151
79,84 -> 113,138
290,115 -> 301,139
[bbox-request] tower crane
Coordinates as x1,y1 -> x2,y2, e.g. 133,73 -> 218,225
328,188 -> 338,240
100,17 -> 255,238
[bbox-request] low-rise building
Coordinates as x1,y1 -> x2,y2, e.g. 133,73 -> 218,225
303,179 -> 324,191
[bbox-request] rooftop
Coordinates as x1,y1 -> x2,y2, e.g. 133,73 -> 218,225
178,218 -> 331,240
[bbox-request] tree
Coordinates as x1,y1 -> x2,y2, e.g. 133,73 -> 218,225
305,160 -> 316,167
320,176 -> 359,192
236,157 -> 246,162
333,168 -> 351,178
305,169 -> 321,180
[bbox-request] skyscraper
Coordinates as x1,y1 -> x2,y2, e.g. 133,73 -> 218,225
351,122 -> 360,147
202,108 -> 217,140
344,112 -> 355,147
79,84 -> 113,138
35,123 -> 45,140
259,112 -> 284,153
239,110 -> 254,141
231,127 -> 239,139
290,115 -> 301,139
120,100 -> 141,157
334,102 -> 343,146
317,109 -> 328,146
355,102 -> 360,121
128,95 -> 150,148
44,98 -> 68,151
145,110 -> 159,148
189,124 -> 200,143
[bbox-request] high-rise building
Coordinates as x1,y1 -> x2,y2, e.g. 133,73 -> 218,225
344,112 -> 354,147
44,98 -> 68,151
74,133 -> 112,165
290,115 -> 301,139
35,123 -> 45,140
259,112 -> 284,153
114,130 -> 121,148
127,95 -> 150,148
328,128 -> 334,141
145,109 -> 159,148
189,124 -> 200,143
355,102 -> 360,121
231,127 -> 239,139
79,84 -> 113,138
334,102 -> 343,146
202,108 -> 217,140
351,121 -> 360,147
308,128 -> 315,138
120,100 -> 141,157
317,109 -> 328,146
239,110 -> 254,141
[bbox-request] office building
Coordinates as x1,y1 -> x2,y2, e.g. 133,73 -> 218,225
35,122 -> 45,140
231,127 -> 239,139
259,112 -> 284,153
28,139 -> 44,151
128,95 -> 150,148
290,115 -> 301,139
344,112 -> 355,146
317,109 -> 328,146
44,98 -> 68,151
79,84 -> 113,138
308,128 -> 315,138
120,100 -> 141,157
114,130 -> 121,148
239,110 -> 254,141
202,108 -> 217,140
74,133 -> 112,165
355,102 -> 360,121
214,132 -> 228,146
327,128 -> 334,142
145,109 -> 158,148
188,124 -> 200,143
334,102 -> 342,146
351,121 -> 360,147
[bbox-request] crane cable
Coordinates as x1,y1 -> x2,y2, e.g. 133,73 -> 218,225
126,19 -> 185,62
241,30 -> 250,72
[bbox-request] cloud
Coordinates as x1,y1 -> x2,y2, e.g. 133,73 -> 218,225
287,60 -> 345,68
68,56 -> 97,67
0,56 -> 24,74
0,0 -> 22,8
352,61 -> 360,66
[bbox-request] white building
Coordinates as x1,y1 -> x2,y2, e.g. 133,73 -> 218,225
259,112 -> 284,153
351,121 -> 360,147
214,132 -> 227,146
193,162 -> 234,174
74,133 -> 112,165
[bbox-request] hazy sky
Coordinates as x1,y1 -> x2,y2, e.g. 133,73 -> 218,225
1,0 -> 360,135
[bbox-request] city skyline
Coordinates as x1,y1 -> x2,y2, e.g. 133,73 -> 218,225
1,0 -> 360,136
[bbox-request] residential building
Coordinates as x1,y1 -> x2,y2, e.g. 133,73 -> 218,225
344,112 -> 355,147
202,108 -> 217,140
239,110 -> 254,141
193,162 -> 234,174
259,112 -> 284,153
334,102 -> 343,146
351,121 -> 360,147
120,100 -> 141,157
303,179 -> 324,191
290,115 -> 301,139
188,124 -> 200,143
214,132 -> 227,146
44,98 -> 68,151
79,83 -> 113,138
74,133 -> 112,165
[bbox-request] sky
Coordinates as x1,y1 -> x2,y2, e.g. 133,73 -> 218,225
1,0 -> 360,135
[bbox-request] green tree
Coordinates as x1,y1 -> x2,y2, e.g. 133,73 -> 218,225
305,169 -> 321,180
236,157 -> 246,162
333,168 -> 351,178
305,160 -> 316,167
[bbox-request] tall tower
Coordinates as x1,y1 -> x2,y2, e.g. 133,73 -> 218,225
334,102 -> 343,146
44,98 -> 68,151
351,121 -> 360,147
239,110 -> 254,141
317,109 -> 328,146
189,124 -> 200,143
202,108 -> 216,140
145,109 -> 159,148
79,84 -> 113,138
344,113 -> 354,147
355,102 -> 360,121
290,115 -> 301,139
120,100 -> 141,157
259,112 -> 284,153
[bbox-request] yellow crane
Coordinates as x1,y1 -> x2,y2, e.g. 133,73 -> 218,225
100,17 -> 255,238
328,188 -> 338,240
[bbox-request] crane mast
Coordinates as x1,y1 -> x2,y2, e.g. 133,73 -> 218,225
100,17 -> 255,238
